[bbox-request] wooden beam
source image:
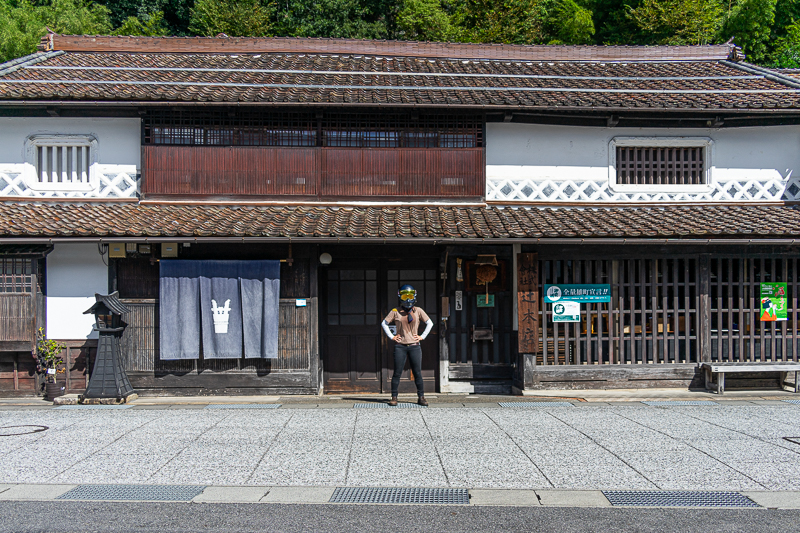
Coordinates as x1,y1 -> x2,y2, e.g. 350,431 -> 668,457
699,255 -> 711,363
517,252 -> 538,389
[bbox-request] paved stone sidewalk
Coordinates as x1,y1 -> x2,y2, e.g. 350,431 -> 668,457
1,402 -> 799,491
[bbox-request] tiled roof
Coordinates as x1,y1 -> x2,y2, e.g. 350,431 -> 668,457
0,36 -> 797,110
1,203 -> 798,239
777,68 -> 800,80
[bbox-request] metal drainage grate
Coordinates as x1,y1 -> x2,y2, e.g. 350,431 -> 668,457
782,400 -> 800,405
642,401 -> 717,406
498,402 -> 574,408
204,404 -> 281,409
330,487 -> 469,504
54,405 -> 132,410
57,484 -> 205,501
354,403 -> 423,409
603,491 -> 760,508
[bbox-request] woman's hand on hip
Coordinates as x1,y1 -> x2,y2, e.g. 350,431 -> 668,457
393,335 -> 402,342
412,334 -> 421,342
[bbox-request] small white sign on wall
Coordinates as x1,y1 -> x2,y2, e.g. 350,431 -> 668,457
295,299 -> 307,307
553,301 -> 581,322
455,291 -> 463,311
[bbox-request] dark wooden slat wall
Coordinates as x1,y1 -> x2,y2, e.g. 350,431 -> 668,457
708,257 -> 799,363
447,257 -> 515,371
120,298 -> 316,374
0,294 -> 34,342
0,352 -> 37,394
142,146 -> 484,198
537,258 -> 701,366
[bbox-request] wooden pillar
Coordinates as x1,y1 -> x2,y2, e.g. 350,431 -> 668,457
517,252 -> 539,389
699,255 -> 711,363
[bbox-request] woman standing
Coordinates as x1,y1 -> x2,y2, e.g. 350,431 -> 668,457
381,284 -> 434,406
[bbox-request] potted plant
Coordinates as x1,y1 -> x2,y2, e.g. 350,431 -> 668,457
34,327 -> 66,400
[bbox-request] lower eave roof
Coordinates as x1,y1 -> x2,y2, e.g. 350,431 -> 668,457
0,203 -> 798,241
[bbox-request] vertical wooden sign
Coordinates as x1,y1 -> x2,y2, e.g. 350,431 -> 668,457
517,253 -> 539,355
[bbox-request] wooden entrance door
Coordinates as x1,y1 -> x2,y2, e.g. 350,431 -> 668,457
323,267 -> 382,392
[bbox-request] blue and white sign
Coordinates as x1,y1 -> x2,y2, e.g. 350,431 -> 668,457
552,301 -> 581,322
544,284 -> 611,303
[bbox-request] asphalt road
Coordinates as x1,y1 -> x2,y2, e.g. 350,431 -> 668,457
0,502 -> 797,533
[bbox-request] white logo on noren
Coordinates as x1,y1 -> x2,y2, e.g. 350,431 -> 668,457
211,299 -> 231,334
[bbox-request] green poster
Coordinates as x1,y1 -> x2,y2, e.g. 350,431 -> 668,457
477,294 -> 495,307
760,282 -> 788,322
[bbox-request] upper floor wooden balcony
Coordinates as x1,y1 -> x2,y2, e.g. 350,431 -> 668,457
140,109 -> 485,201
141,145 -> 485,200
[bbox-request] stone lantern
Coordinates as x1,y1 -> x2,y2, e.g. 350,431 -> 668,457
81,292 -> 136,402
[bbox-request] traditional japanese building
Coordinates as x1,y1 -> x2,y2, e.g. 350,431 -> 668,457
1,35 -> 799,396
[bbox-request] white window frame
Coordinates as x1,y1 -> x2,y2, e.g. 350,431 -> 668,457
23,134 -> 99,192
608,137 -> 714,194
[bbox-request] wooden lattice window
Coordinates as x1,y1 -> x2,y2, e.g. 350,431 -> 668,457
144,109 -> 316,147
611,138 -> 711,188
0,258 -> 33,293
24,135 -> 97,191
143,109 -> 483,148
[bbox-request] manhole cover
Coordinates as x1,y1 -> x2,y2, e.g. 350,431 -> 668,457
54,405 -> 132,410
782,400 -> 800,405
642,401 -> 717,406
498,402 -> 574,408
353,403 -> 423,408
330,487 -> 469,504
603,491 -> 759,508
0,425 -> 48,436
57,484 -> 205,501
204,404 -> 281,409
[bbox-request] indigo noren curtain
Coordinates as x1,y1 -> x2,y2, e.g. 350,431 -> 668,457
159,260 -> 280,360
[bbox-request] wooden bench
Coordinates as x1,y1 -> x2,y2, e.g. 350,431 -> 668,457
701,362 -> 800,395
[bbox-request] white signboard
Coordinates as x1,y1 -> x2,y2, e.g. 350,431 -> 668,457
552,301 -> 581,322
455,291 -> 463,311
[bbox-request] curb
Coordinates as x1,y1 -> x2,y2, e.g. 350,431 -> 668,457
0,485 -> 798,509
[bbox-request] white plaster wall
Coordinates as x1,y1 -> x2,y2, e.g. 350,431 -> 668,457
0,118 -> 141,166
485,123 -> 800,202
46,243 -> 108,340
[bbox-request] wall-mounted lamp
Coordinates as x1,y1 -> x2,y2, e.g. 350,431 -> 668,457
319,253 -> 333,265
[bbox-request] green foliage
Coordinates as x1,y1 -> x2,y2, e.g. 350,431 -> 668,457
541,0 -> 595,44
113,11 -> 169,35
0,0 -> 113,63
189,0 -> 273,36
770,19 -> 800,65
272,0 -> 392,39
591,0 -> 648,44
3,0 -> 800,67
34,327 -> 65,383
720,0 -> 777,63
627,0 -> 724,44
449,0 -> 546,43
772,0 -> 800,37
397,0 -> 451,41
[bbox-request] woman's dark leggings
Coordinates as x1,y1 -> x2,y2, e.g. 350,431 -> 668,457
392,344 -> 424,397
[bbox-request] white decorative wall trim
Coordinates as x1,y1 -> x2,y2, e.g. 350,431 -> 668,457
0,164 -> 139,198
487,175 -> 800,203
